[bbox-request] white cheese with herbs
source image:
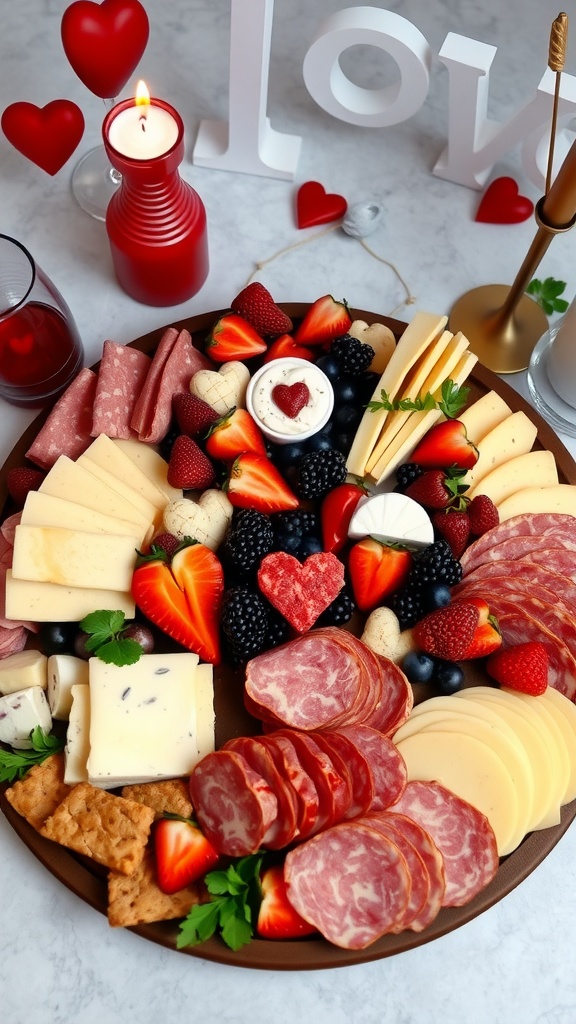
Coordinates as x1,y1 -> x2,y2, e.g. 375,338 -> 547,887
0,686 -> 52,749
348,493 -> 433,548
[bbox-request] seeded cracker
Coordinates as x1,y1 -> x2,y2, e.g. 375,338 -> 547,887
40,781 -> 154,875
4,753 -> 72,832
121,778 -> 193,820
107,848 -> 204,927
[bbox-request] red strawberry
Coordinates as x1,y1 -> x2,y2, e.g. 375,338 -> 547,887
167,436 -> 216,490
271,382 -> 310,418
257,865 -> 317,939
432,509 -> 470,559
348,538 -> 412,612
149,532 -> 181,560
173,392 -> 219,438
405,468 -> 467,510
231,282 -> 293,337
414,601 -> 480,660
263,334 -> 316,364
205,408 -> 267,461
409,419 -> 479,470
154,816 -> 219,895
224,453 -> 299,513
293,295 -> 352,347
467,494 -> 500,537
7,466 -> 45,507
486,641 -> 548,695
460,597 -> 502,659
206,313 -> 267,362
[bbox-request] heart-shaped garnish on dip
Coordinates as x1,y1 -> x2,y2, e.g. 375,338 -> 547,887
271,382 -> 310,418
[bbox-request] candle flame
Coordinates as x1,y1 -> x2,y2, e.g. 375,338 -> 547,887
135,80 -> 150,120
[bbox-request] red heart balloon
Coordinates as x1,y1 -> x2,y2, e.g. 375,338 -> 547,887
296,181 -> 348,229
475,176 -> 534,224
1,100 -> 85,175
61,0 -> 150,99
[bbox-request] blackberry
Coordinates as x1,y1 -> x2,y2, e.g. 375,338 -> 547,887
221,586 -> 271,663
390,583 -> 424,630
295,449 -> 347,500
223,509 -> 274,577
159,420 -> 180,462
316,589 -> 355,627
394,462 -> 424,492
262,605 -> 290,650
330,334 -> 374,376
410,539 -> 463,587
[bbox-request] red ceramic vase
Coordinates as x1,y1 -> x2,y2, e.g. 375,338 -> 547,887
102,99 -> 209,306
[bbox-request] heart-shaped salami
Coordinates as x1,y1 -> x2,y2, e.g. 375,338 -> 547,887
475,177 -> 534,224
61,0 -> 150,98
271,382 -> 310,418
296,181 -> 347,229
258,551 -> 345,632
1,100 -> 85,175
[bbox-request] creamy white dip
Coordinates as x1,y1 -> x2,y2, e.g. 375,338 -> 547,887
248,358 -> 333,438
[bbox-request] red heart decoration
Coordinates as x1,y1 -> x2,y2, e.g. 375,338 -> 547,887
1,100 -> 85,175
258,551 -> 345,633
61,0 -> 150,99
296,181 -> 348,229
475,176 -> 534,224
271,382 -> 310,418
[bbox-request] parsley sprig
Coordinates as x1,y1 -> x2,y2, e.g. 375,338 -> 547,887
79,610 -> 142,667
526,277 -> 569,316
177,854 -> 263,952
367,378 -> 469,419
0,726 -> 64,783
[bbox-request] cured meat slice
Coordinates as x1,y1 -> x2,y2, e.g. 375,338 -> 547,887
222,736 -> 298,848
380,811 -> 446,931
525,547 -> 576,583
258,733 -> 320,839
317,730 -> 375,818
0,623 -> 28,656
275,730 -> 350,833
390,780 -> 499,908
457,560 -> 576,611
189,749 -> 278,856
336,725 -> 407,811
457,584 -> 576,657
130,328 -> 212,444
355,814 -> 430,932
25,367 -> 98,470
363,654 -> 414,735
91,341 -> 151,439
284,821 -> 411,949
460,513 -> 576,574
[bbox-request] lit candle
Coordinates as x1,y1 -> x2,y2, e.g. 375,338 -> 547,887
107,81 -> 179,160
546,296 -> 576,409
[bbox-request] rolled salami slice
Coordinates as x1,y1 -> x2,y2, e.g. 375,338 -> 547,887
189,749 -> 277,856
284,821 -> 411,949
25,367 -> 97,470
336,724 -> 407,811
390,780 -> 499,908
91,340 -> 151,439
222,736 -> 298,849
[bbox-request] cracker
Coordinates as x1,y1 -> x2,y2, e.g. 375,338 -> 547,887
107,847 -> 203,928
40,782 -> 154,875
121,778 -> 193,820
4,753 -> 72,832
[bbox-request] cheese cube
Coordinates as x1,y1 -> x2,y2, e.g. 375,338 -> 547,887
0,650 -> 47,695
0,686 -> 52,749
11,525 -> 138,592
64,683 -> 91,785
47,655 -> 89,720
4,571 -> 135,622
87,653 -> 201,788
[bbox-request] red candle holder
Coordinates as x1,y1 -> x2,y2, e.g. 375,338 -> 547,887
102,98 -> 209,306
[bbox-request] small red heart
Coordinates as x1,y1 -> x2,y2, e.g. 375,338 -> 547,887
61,0 -> 150,99
475,177 -> 534,224
296,181 -> 348,229
271,382 -> 310,418
258,551 -> 345,633
1,100 -> 85,175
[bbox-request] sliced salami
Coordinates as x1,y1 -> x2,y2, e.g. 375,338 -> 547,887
460,513 -> 576,574
380,811 -> 446,931
336,724 -> 407,811
189,749 -> 278,856
258,733 -> 320,839
355,814 -> 430,932
222,736 -> 298,848
91,340 -> 151,440
131,328 -> 212,444
275,729 -> 350,833
25,367 -> 98,470
315,730 -> 375,819
390,780 -> 499,908
284,821 -> 411,949
457,560 -> 576,611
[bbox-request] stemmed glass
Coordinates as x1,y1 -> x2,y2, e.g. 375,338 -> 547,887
70,98 -> 122,221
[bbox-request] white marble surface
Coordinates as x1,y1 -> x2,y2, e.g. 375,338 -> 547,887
1,1 -> 576,1021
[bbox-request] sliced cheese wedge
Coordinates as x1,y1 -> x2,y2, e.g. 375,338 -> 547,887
21,490 -> 147,545
347,492 -> 433,548
76,453 -> 161,530
39,456 -> 153,538
462,411 -> 538,491
4,570 -> 135,621
346,312 -> 448,476
458,390 -> 512,445
82,434 -> 169,511
112,438 -> 182,502
496,484 -> 576,522
11,525 -> 138,592
467,449 -> 558,505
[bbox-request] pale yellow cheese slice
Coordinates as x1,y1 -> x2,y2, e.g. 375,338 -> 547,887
458,391 -> 512,445
11,525 -> 138,592
39,456 -> 152,537
112,438 -> 182,502
467,449 -> 558,505
346,312 -> 448,476
82,434 -> 169,511
4,570 -> 135,621
462,411 -> 538,491
76,453 -> 161,530
496,484 -> 576,522
64,683 -> 91,785
506,690 -> 572,809
21,491 -> 147,545
194,663 -> 215,760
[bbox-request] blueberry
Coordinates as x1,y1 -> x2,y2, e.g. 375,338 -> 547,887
402,650 -> 436,684
274,531 -> 302,556
272,441 -> 306,469
38,621 -> 77,655
333,431 -> 354,455
305,431 -> 335,453
421,583 -> 452,613
333,403 -> 361,431
332,379 -> 358,404
315,354 -> 341,381
299,534 -> 323,559
434,659 -> 465,695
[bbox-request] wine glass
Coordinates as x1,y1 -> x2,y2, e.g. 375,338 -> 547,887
70,98 -> 122,221
0,235 -> 84,406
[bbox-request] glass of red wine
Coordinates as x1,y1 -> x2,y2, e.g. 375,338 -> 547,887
0,235 -> 84,407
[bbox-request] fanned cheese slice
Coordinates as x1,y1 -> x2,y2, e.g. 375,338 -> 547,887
346,312 -> 448,476
496,484 -> 576,522
462,411 -> 538,491
76,453 -> 161,530
81,434 -> 169,511
467,449 -> 558,505
112,438 -> 182,502
458,391 -> 512,445
39,455 -> 153,537
348,492 -> 433,548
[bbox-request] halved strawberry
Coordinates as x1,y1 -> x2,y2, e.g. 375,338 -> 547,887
414,601 -> 480,661
348,537 -> 412,612
460,597 -> 502,659
205,408 -> 267,461
132,554 -> 206,654
224,453 -> 299,513
206,313 -> 267,362
171,543 -> 224,664
293,295 -> 352,347
263,334 -> 316,364
409,419 -> 479,470
154,816 -> 219,895
231,282 -> 293,337
257,864 -> 317,939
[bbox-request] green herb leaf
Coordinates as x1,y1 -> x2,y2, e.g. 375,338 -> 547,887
0,727 -> 65,783
177,901 -> 221,948
78,609 -> 145,667
178,854 -> 263,952
95,638 -> 143,666
368,379 -> 467,419
527,277 -> 568,315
